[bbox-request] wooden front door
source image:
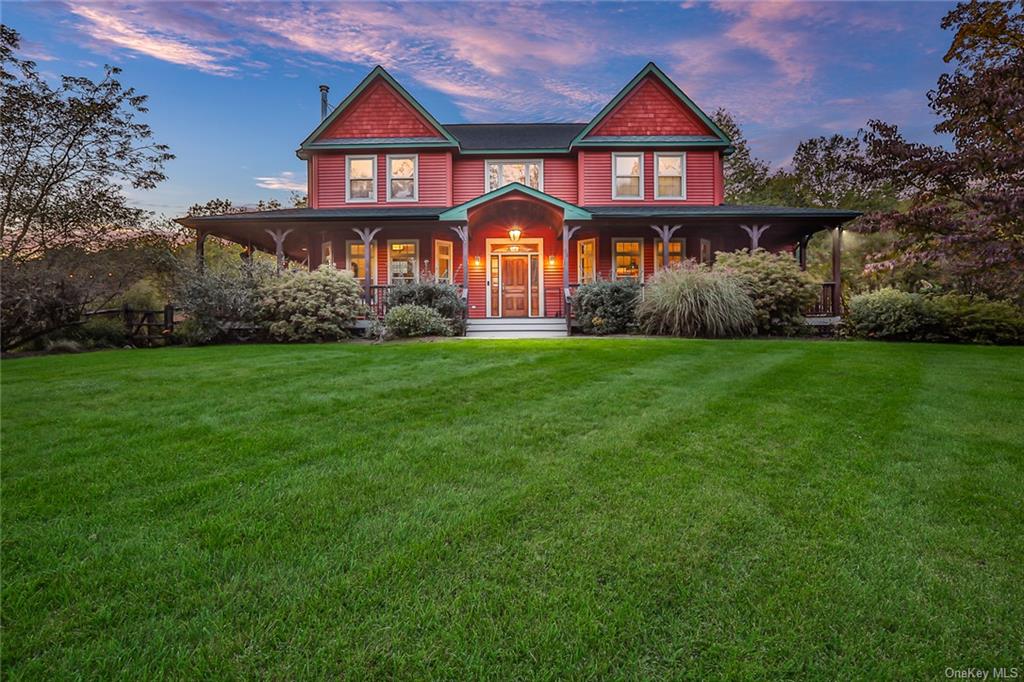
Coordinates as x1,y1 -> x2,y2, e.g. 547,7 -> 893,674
501,256 -> 529,317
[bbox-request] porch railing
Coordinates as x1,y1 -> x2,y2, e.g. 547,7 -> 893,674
805,282 -> 838,317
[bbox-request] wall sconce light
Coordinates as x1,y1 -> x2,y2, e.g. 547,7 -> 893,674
474,256 -> 481,267
548,255 -> 556,266
508,226 -> 522,242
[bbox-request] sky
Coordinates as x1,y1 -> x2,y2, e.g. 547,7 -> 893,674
5,0 -> 957,216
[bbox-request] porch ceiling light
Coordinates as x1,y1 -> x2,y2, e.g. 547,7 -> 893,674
508,226 -> 522,242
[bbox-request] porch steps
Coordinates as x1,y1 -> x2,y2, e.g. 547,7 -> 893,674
465,318 -> 568,339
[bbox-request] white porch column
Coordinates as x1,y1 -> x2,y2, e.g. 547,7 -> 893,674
352,227 -> 381,303
264,228 -> 294,272
738,224 -> 771,251
649,224 -> 683,268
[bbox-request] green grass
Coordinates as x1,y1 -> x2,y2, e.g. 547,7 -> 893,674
2,339 -> 1022,679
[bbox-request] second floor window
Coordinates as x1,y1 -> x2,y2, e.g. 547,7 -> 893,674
387,155 -> 417,201
613,153 -> 643,199
655,153 -> 686,199
486,160 -> 542,192
347,156 -> 376,202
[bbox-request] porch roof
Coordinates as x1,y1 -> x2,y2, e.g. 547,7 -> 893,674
437,183 -> 593,222
585,205 -> 861,220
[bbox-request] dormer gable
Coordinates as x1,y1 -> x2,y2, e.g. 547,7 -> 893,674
572,63 -> 732,148
300,66 -> 458,150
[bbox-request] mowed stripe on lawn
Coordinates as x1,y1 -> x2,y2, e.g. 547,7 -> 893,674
2,339 -> 1021,679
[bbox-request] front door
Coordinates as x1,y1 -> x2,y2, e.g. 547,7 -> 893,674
501,255 -> 529,317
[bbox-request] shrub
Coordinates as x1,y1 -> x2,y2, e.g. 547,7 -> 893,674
77,316 -> 128,348
715,248 -> 819,335
44,339 -> 83,354
118,280 -> 164,311
845,289 -> 1023,344
383,304 -> 452,338
573,279 -> 640,335
174,261 -> 273,344
923,294 -> 1024,345
844,288 -> 935,341
261,266 -> 366,342
637,266 -> 756,338
388,280 -> 466,334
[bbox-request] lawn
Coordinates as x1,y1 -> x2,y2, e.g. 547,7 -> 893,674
2,339 -> 1022,679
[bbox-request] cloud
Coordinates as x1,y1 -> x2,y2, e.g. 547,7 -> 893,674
255,171 -> 306,192
68,3 -> 238,76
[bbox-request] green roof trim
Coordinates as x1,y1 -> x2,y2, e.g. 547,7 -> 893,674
299,66 -> 459,150
569,62 -> 732,149
438,183 -> 592,222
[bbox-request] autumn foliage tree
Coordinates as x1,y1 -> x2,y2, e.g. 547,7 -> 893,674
856,0 -> 1024,301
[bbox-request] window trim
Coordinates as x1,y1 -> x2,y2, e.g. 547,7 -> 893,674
345,154 -> 377,203
321,237 -> 334,268
611,237 -> 644,281
700,238 -> 712,265
484,159 -> 545,193
387,239 -> 420,284
345,239 -> 378,284
654,152 -> 687,200
386,153 -> 418,203
612,152 -> 644,200
654,238 -> 687,272
577,237 -> 597,284
434,239 -> 454,283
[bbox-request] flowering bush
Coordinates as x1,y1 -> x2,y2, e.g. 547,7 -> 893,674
388,280 -> 466,334
260,266 -> 366,342
715,249 -> 818,335
174,261 -> 274,344
573,279 -> 640,335
383,303 -> 452,338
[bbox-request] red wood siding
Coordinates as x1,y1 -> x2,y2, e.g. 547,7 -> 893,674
317,80 -> 443,140
452,158 -> 485,205
463,224 -> 563,319
541,157 -> 578,204
580,150 -> 716,205
588,76 -> 711,137
312,151 -> 451,208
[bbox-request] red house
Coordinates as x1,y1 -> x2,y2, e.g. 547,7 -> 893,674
178,63 -> 856,336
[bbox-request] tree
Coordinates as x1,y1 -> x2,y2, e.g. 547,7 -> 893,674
712,108 -> 770,204
0,26 -> 175,350
791,135 -> 896,211
0,26 -> 173,263
856,0 -> 1024,301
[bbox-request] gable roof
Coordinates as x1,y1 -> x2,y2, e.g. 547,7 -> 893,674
570,62 -> 732,150
445,123 -> 587,152
438,182 -> 592,221
299,66 -> 459,151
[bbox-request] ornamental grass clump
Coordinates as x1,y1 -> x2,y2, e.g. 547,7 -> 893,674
260,266 -> 366,342
637,265 -> 756,338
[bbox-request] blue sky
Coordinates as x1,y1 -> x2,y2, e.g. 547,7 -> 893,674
6,1 -> 955,216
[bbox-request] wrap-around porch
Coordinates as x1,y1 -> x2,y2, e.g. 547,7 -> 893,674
178,186 -> 858,329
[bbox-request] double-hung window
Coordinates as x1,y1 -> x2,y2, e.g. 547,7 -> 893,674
654,239 -> 686,271
612,153 -> 643,199
346,155 -> 376,202
577,238 -> 597,284
612,238 -> 643,281
346,241 -> 377,283
655,153 -> 686,199
486,160 -> 543,192
700,239 -> 712,264
387,154 -> 417,201
388,240 -> 419,284
321,239 -> 334,268
434,240 -> 453,283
